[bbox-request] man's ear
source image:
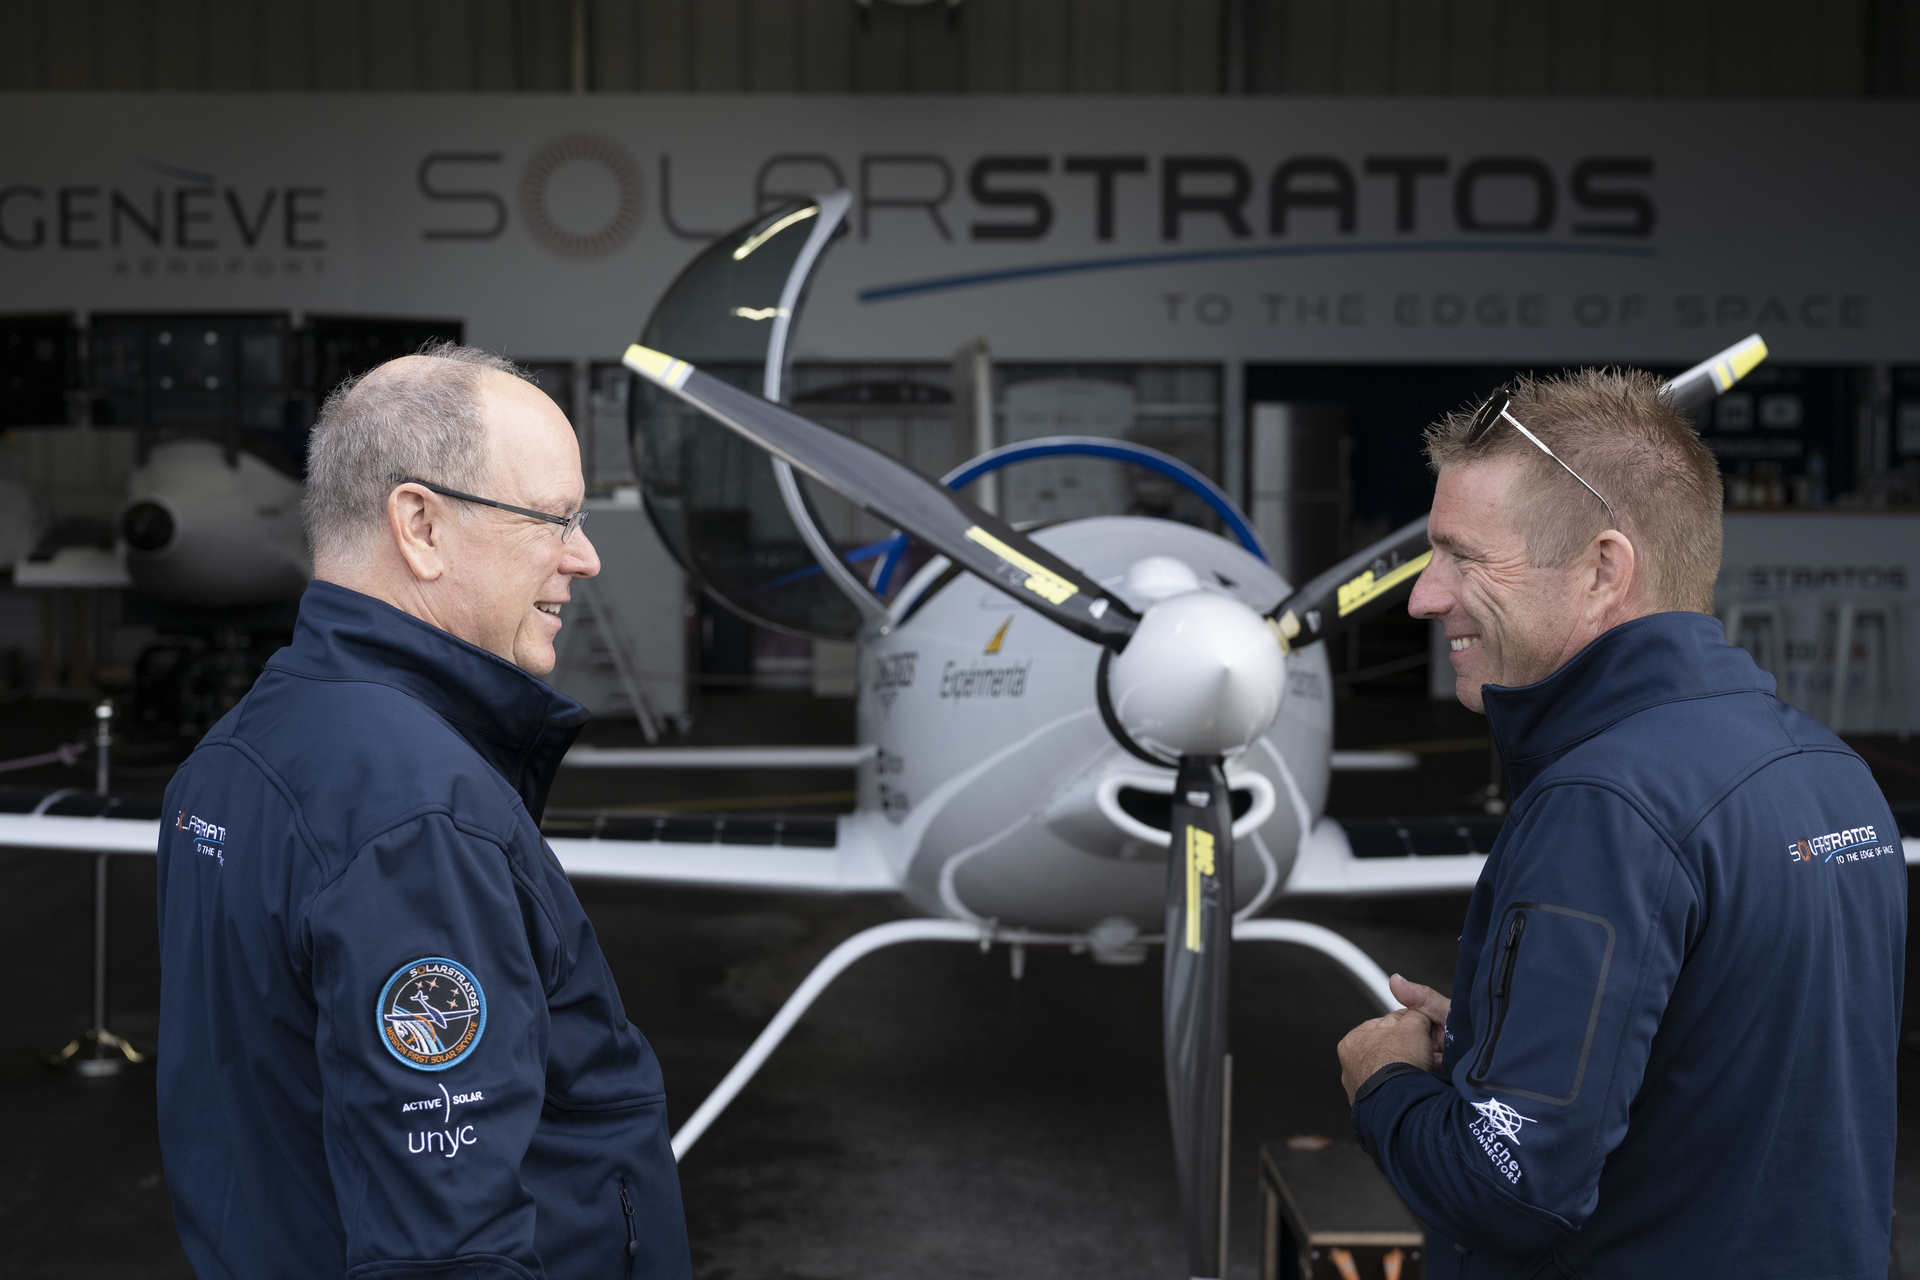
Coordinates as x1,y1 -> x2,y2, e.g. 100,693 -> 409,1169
1588,528 -> 1638,615
389,484 -> 449,582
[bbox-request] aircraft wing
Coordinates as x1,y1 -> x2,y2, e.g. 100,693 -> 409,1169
0,787 -> 170,854
1281,816 -> 1490,896
7,788 -> 1916,896
0,787 -> 900,894
1285,816 -> 1920,895
543,809 -> 896,893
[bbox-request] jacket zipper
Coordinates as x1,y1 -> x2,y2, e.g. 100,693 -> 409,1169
1470,910 -> 1527,1082
618,1175 -> 638,1280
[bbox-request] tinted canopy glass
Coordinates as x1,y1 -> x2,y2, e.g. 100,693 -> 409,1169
628,199 -> 867,639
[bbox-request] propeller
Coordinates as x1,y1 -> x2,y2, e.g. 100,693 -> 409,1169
1663,332 -> 1768,416
623,328 -> 1772,1280
1165,756 -> 1234,1278
622,344 -> 1139,650
1268,516 -> 1434,655
1098,579 -> 1282,1279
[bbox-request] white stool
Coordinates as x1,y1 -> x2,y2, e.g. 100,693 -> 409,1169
1826,597 -> 1909,740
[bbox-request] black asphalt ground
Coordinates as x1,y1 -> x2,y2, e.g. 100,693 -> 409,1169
2,690 -> 1916,1277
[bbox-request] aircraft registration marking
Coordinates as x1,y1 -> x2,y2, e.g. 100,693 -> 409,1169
1335,551 -> 1432,617
964,526 -> 1080,607
1185,825 -> 1216,952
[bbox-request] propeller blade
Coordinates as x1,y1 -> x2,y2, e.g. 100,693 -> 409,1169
1268,336 -> 1771,651
1268,516 -> 1433,653
1662,333 -> 1768,416
1164,755 -> 1235,1280
624,344 -> 1139,648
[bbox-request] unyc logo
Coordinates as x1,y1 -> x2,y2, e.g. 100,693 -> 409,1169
376,958 -> 486,1072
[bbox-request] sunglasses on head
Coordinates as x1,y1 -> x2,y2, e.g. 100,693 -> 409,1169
1465,388 -> 1618,530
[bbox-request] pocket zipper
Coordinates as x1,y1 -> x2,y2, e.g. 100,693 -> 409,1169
618,1175 -> 638,1279
1470,909 -> 1527,1082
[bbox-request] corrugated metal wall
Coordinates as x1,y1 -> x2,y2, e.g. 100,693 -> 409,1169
1243,0 -> 1911,96
0,0 -> 1914,94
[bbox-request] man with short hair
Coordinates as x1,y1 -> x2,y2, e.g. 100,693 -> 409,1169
1336,369 -> 1902,1278
156,344 -> 691,1280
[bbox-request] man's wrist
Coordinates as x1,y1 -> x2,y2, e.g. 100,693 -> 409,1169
1352,1060 -> 1428,1106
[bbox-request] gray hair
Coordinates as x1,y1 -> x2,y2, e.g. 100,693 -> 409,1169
303,341 -> 532,573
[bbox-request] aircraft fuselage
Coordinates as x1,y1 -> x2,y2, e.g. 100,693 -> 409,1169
851,516 -> 1332,935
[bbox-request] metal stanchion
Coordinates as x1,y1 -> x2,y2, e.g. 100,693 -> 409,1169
47,700 -> 147,1076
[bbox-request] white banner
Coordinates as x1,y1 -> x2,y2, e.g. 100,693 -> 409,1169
2,93 -> 1917,364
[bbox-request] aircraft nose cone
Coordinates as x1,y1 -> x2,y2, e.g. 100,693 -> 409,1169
1106,590 -> 1286,758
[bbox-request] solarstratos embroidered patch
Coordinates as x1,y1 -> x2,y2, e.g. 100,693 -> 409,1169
377,957 -> 486,1071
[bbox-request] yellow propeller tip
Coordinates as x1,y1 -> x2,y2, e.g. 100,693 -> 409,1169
622,343 -> 694,389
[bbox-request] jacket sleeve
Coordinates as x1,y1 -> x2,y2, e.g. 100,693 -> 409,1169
1351,781 -> 1698,1254
306,812 -> 555,1280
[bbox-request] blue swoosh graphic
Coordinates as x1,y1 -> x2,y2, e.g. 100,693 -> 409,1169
858,238 -> 1660,304
1824,838 -> 1882,863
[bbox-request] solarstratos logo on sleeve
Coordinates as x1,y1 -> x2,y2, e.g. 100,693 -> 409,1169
175,811 -> 227,866
1788,823 -> 1896,866
377,957 -> 486,1071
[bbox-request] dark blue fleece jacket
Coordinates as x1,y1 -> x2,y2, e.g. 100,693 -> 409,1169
1353,612 -> 1903,1279
156,581 -> 690,1280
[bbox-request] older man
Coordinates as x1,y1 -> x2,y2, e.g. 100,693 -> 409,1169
155,345 -> 690,1280
1337,371 -> 1903,1278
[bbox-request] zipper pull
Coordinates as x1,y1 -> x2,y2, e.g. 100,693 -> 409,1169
1492,910 -> 1527,998
619,1176 -> 639,1265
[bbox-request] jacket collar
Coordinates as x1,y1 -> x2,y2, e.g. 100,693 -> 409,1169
1482,611 -> 1773,799
268,580 -> 588,820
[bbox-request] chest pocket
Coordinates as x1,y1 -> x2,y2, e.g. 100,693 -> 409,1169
1466,902 -> 1616,1106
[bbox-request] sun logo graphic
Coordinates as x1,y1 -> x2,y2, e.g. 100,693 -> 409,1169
1472,1097 -> 1538,1144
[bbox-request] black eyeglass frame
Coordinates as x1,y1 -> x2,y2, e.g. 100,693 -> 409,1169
387,473 -> 589,542
1463,390 -> 1619,530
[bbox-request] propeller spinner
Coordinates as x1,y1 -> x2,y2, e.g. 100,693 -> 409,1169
625,245 -> 1769,1275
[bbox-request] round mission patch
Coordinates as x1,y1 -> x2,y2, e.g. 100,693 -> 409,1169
376,957 -> 487,1071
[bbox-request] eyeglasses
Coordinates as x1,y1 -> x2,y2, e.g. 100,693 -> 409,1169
1464,390 -> 1618,529
387,474 -> 590,542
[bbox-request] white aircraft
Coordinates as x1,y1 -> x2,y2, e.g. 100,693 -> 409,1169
108,315 -> 462,608
119,436 -> 311,607
0,191 -> 1817,1280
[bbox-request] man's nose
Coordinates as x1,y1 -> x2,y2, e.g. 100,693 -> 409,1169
1407,557 -> 1447,620
564,530 -> 601,578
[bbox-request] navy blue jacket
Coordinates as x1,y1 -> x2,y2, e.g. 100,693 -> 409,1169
1353,612 -> 1903,1278
156,581 -> 691,1280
